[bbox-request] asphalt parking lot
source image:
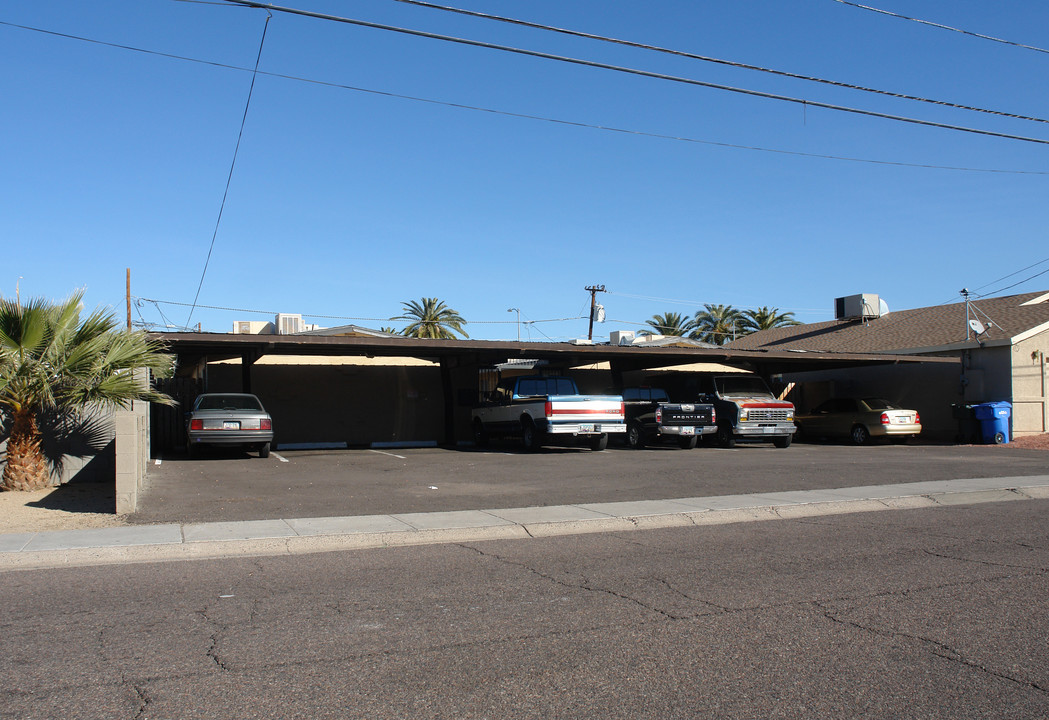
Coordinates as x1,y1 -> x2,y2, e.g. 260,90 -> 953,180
129,441 -> 1049,525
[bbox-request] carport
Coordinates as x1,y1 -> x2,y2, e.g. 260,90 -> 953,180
151,331 -> 957,450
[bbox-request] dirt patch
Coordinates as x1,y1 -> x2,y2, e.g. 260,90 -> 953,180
1004,434 -> 1049,450
0,482 -> 127,534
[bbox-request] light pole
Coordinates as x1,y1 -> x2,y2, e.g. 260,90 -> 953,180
507,308 -> 520,342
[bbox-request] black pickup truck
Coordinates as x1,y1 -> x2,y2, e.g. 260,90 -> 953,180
622,387 -> 716,449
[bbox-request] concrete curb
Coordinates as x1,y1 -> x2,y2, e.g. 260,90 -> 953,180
2,477 -> 1047,572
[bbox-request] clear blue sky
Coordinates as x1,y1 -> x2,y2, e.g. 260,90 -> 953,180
4,0 -> 1048,340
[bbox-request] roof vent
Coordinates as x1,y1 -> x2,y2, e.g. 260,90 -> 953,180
834,294 -> 881,320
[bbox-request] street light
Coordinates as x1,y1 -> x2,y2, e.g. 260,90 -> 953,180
507,308 -> 520,342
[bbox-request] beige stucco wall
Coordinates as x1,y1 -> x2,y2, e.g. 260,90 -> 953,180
1011,336 -> 1049,436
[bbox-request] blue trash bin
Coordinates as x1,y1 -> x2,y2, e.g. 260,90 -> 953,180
973,401 -> 1012,444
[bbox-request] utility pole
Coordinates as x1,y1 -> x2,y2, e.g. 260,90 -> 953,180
126,268 -> 132,331
585,284 -> 606,341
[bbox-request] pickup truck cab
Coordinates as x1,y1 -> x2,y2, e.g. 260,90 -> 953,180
622,387 -> 716,449
700,375 -> 796,449
472,375 -> 626,451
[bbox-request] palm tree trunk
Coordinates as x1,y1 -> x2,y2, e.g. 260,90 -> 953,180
1,408 -> 52,491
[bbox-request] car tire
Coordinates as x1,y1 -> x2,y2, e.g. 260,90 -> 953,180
626,423 -> 644,449
521,419 -> 542,452
589,434 -> 609,451
773,435 -> 792,449
678,435 -> 698,450
259,442 -> 270,458
851,425 -> 871,445
717,424 -> 736,449
472,419 -> 489,448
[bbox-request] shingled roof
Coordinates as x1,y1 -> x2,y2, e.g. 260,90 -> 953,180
727,291 -> 1049,355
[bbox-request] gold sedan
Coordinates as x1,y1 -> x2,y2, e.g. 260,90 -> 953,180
795,398 -> 921,445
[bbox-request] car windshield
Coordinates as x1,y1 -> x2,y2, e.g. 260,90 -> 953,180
515,377 -> 578,397
862,398 -> 901,411
714,376 -> 774,398
195,395 -> 263,411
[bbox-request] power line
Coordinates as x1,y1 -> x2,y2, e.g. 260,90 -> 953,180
381,0 -> 1049,126
137,297 -> 584,325
215,0 -> 1049,146
5,20 -> 1046,175
185,11 -> 271,327
831,0 -> 1049,55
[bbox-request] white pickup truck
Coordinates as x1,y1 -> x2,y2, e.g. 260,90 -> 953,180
701,375 -> 796,449
472,375 -> 626,451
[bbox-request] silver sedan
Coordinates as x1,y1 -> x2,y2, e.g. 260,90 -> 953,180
186,393 -> 273,458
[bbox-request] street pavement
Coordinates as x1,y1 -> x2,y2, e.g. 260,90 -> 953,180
3,497 -> 1048,719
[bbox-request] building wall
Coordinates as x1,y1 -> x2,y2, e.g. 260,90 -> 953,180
1011,336 -> 1049,436
783,361 -> 963,441
206,362 -> 445,446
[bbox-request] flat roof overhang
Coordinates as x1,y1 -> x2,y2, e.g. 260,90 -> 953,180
151,332 -> 960,376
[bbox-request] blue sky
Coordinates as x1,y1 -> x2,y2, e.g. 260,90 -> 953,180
4,0 -> 1048,340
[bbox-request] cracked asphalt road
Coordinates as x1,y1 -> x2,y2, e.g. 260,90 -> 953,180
3,499 -> 1047,718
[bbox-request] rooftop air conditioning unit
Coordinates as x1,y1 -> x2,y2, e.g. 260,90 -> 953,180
276,313 -> 304,335
609,330 -> 635,346
834,294 -> 881,320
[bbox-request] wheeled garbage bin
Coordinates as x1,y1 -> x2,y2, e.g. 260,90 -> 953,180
973,401 -> 1012,444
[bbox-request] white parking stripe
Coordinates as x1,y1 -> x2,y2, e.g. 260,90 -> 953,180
272,452 -> 290,463
369,449 -> 406,459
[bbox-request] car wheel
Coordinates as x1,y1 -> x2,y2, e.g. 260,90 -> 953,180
521,419 -> 542,452
589,434 -> 609,451
851,425 -> 871,445
678,435 -> 698,450
773,435 -> 792,449
472,419 -> 489,448
717,424 -> 736,449
259,442 -> 270,458
626,423 -> 644,449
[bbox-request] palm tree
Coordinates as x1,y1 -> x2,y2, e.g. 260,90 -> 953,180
689,304 -> 744,345
0,291 -> 175,491
740,306 -> 801,336
643,312 -> 694,337
394,298 -> 469,339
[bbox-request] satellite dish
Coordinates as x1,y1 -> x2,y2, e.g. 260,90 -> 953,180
969,318 -> 986,335
879,299 -> 890,316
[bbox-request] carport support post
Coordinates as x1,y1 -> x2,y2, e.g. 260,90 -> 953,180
241,350 -> 259,393
440,357 -> 456,446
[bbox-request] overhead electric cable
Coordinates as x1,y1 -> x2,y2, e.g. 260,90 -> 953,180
380,0 -> 1049,125
831,0 -> 1049,55
977,265 -> 1049,299
185,11 -> 271,328
214,0 -> 1049,146
4,19 -> 1047,174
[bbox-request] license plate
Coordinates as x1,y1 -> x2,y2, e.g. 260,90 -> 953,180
894,417 -> 910,424
763,427 -> 777,434
223,421 -> 240,430
579,424 -> 594,433
681,426 -> 694,436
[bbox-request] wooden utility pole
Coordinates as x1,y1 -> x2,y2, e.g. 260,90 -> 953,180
585,284 -> 605,341
126,268 -> 132,330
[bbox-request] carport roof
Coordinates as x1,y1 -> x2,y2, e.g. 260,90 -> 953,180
151,331 -> 958,376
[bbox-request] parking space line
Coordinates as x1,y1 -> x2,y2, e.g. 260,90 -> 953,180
369,449 -> 406,460
272,452 -> 290,463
